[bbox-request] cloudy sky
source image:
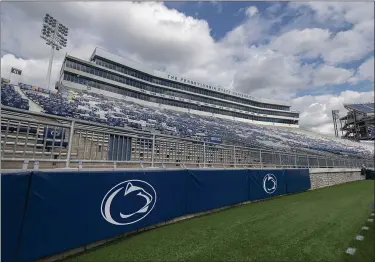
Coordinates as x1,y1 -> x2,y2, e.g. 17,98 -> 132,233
1,1 -> 374,136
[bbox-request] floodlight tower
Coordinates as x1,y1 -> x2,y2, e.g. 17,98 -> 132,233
40,14 -> 68,90
332,110 -> 340,138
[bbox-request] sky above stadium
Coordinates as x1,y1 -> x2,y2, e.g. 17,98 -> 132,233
1,1 -> 374,136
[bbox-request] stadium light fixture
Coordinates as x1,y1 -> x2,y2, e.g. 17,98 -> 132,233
40,14 -> 69,90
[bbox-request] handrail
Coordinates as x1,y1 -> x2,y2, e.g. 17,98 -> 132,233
1,106 -> 373,170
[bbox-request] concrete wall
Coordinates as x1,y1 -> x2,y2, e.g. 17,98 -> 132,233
309,168 -> 363,189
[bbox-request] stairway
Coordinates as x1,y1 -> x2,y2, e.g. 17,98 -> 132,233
14,85 -> 43,113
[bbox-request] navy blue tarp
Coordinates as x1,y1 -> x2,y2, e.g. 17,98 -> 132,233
1,168 -> 311,262
186,169 -> 248,214
17,170 -> 189,261
1,173 -> 31,262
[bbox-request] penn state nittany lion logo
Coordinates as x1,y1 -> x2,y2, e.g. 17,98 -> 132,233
101,180 -> 157,226
263,174 -> 277,194
50,130 -> 61,137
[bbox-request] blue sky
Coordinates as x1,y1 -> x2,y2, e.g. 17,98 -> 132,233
166,2 -> 268,39
164,1 -> 374,98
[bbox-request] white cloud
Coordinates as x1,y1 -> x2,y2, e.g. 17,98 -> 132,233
246,6 -> 258,18
265,3 -> 282,15
289,2 -> 374,65
354,56 -> 374,82
231,48 -> 311,100
270,28 -> 331,58
270,27 -> 373,65
322,29 -> 373,65
1,54 -> 61,89
291,2 -> 374,25
292,90 -> 374,135
313,65 -> 354,87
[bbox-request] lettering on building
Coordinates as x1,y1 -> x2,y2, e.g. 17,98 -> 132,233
167,74 -> 252,100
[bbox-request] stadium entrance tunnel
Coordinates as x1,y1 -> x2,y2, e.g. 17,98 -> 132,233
1,168 -> 363,262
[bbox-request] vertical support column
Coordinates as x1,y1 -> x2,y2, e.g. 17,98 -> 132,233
203,142 -> 206,168
325,158 -> 328,168
279,152 -> 282,168
260,149 -> 263,169
233,146 -> 236,168
294,153 -> 297,168
307,155 -> 310,168
151,134 -> 155,167
65,120 -> 75,168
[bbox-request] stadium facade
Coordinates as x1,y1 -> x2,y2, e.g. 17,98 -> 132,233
57,48 -> 300,128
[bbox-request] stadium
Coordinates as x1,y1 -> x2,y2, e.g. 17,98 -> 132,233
339,103 -> 375,141
1,10 -> 375,262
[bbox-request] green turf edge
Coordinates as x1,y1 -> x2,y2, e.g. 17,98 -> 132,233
342,210 -> 375,262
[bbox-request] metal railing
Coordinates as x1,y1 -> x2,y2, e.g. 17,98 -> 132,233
1,106 -> 374,170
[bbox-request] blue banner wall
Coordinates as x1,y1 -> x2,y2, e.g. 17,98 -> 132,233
17,170 -> 189,262
284,169 -> 311,194
248,169 -> 287,201
1,168 -> 311,262
1,173 -> 31,262
186,169 -> 248,214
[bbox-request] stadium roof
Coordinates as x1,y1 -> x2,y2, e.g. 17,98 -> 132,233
345,103 -> 374,114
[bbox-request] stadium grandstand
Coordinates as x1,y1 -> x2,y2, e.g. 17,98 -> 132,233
339,103 -> 375,141
1,54 -> 374,170
57,48 -> 300,127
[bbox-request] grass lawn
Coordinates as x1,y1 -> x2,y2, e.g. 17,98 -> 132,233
66,180 -> 374,262
343,209 -> 374,262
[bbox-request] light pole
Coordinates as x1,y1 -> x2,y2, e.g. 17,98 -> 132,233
40,14 -> 68,90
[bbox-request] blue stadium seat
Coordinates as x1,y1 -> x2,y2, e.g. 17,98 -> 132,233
1,81 -> 373,160
1,84 -> 29,110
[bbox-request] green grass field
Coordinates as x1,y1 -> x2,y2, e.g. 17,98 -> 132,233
66,180 -> 374,262
343,206 -> 374,262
